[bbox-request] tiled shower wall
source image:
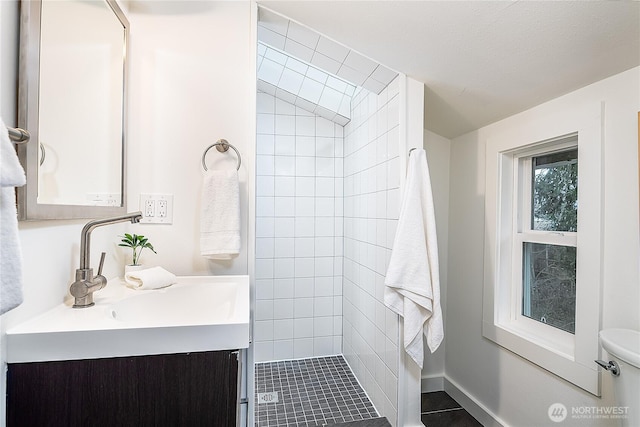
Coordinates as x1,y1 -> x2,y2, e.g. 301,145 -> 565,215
254,92 -> 344,362
342,78 -> 401,425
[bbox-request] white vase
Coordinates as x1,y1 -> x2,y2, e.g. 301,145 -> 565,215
124,264 -> 145,275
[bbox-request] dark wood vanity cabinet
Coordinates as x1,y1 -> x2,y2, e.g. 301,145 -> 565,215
7,350 -> 239,427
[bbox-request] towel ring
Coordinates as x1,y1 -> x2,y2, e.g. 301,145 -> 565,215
202,139 -> 241,171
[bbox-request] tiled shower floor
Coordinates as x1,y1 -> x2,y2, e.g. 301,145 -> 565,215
254,355 -> 380,426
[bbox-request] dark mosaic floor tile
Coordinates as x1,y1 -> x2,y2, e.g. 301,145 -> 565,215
255,355 -> 380,427
421,390 -> 462,412
421,408 -> 483,427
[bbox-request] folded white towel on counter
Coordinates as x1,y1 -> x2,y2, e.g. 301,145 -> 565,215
200,169 -> 241,260
384,148 -> 443,369
0,117 -> 26,315
124,266 -> 177,290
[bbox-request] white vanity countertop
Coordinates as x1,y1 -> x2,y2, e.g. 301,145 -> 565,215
6,275 -> 250,363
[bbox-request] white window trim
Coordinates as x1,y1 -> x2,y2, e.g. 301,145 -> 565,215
483,102 -> 603,395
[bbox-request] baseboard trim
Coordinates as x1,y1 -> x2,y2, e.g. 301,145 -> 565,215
420,375 -> 508,427
420,375 -> 444,392
444,377 -> 509,427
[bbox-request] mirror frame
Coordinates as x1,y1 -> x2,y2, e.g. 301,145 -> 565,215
16,0 -> 129,220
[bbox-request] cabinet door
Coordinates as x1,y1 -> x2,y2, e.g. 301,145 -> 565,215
7,351 -> 239,427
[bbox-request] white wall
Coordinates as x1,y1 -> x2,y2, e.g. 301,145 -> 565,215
421,129 -> 450,387
0,2 -> 253,424
125,2 -> 252,276
446,67 -> 639,427
254,92 -> 344,362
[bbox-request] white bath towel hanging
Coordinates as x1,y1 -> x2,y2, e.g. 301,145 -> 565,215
200,169 -> 241,259
0,117 -> 26,315
384,148 -> 443,369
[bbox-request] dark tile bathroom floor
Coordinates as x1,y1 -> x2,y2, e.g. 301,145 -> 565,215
255,355 -> 379,427
421,391 -> 483,427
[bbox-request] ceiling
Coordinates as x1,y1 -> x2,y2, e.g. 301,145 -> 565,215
259,1 -> 640,139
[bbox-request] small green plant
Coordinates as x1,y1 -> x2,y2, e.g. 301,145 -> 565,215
118,233 -> 157,266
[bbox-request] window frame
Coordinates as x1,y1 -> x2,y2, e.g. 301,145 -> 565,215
483,103 -> 603,396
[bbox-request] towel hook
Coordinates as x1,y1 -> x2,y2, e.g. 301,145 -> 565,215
202,139 -> 241,171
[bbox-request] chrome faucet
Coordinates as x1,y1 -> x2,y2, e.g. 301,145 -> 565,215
70,211 -> 143,308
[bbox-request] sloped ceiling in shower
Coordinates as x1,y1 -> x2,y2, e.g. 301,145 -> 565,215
257,7 -> 398,125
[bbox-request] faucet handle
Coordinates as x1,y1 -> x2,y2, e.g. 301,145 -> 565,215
97,252 -> 106,276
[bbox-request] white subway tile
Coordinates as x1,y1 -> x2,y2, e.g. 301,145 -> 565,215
274,135 -> 295,156
273,298 -> 294,319
295,281 -> 314,299
254,320 -> 274,341
256,238 -> 275,259
274,278 -> 295,299
295,157 -> 316,177
274,237 -> 295,258
255,299 -> 274,320
256,218 -> 275,239
275,114 -> 296,136
287,21 -> 320,49
284,38 -> 314,62
314,317 -> 334,337
315,237 -> 334,256
315,277 -> 334,297
314,217 -> 334,237
298,77 -> 324,104
294,318 -> 314,338
256,175 -> 274,197
294,217 -> 315,237
318,86 -> 343,112
273,339 -> 294,360
257,57 -> 284,85
257,113 -> 275,134
295,197 -> 315,217
254,341 -> 274,363
257,92 -> 275,114
293,338 -> 314,358
286,56 -> 308,75
273,320 -> 294,340
274,156 -> 295,176
256,196 -> 275,218
313,337 -> 334,357
310,52 -> 341,75
256,134 -> 275,156
278,68 -> 305,95
274,176 -> 295,196
316,177 -> 334,197
315,198 -> 335,218
314,296 -> 334,316
255,279 -> 274,300
258,10 -> 289,35
274,196 -> 295,217
295,115 -> 316,137
274,258 -> 294,278
295,136 -> 315,157
316,37 -> 349,63
294,257 -> 315,278
316,117 -> 335,137
275,97 -> 296,115
294,238 -> 315,258
316,157 -> 334,177
314,257 -> 334,277
316,137 -> 334,157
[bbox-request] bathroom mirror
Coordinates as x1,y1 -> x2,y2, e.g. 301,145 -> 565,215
17,0 -> 129,220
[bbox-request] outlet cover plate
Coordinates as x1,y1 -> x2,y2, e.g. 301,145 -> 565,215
139,194 -> 173,224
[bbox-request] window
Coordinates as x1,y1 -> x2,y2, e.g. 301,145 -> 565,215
517,144 -> 578,335
483,103 -> 603,396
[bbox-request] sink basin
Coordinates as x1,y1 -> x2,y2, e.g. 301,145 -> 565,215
6,275 -> 250,363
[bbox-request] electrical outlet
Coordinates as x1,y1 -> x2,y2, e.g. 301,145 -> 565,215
157,200 -> 168,217
145,199 -> 155,217
140,193 -> 173,224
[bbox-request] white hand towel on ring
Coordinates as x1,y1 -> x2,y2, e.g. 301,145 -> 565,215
200,169 -> 241,259
384,148 -> 443,369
